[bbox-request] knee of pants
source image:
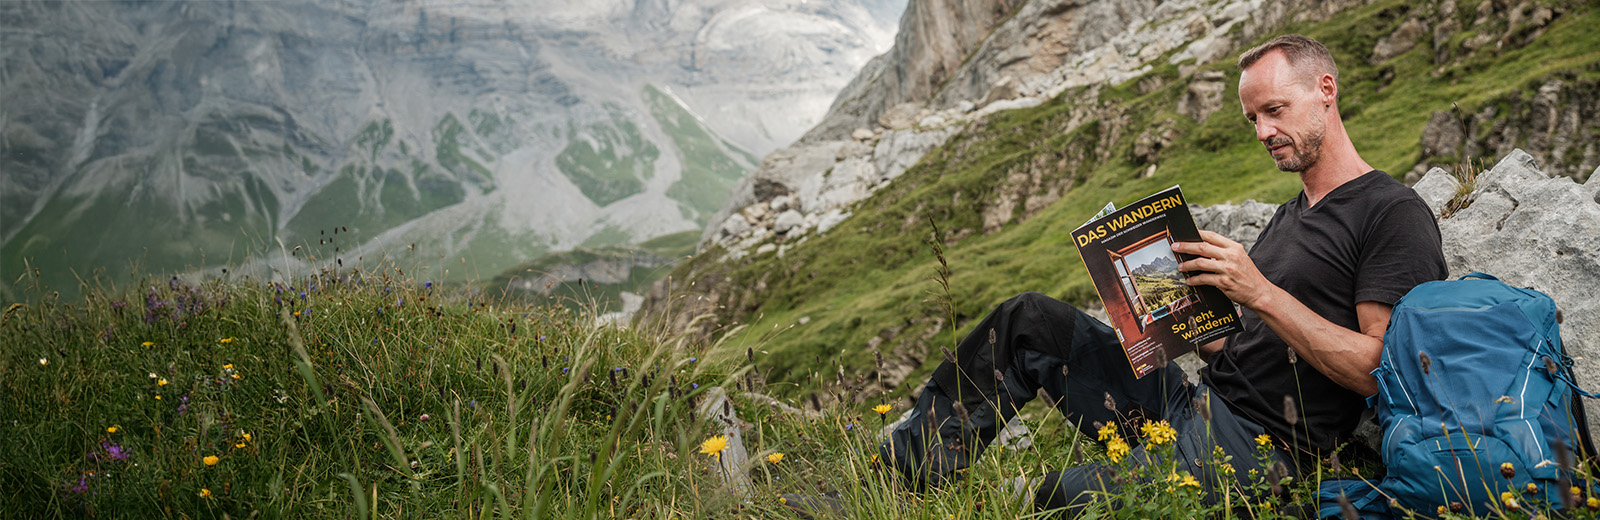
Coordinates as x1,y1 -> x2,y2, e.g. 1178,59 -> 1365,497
1032,464 -> 1115,513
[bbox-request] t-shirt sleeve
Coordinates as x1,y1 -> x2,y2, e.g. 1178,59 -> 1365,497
1354,197 -> 1448,305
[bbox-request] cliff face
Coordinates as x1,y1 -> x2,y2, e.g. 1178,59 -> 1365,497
0,0 -> 901,297
640,0 -> 1599,405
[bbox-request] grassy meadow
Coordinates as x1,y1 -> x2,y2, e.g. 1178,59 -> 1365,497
3,262 -> 1597,519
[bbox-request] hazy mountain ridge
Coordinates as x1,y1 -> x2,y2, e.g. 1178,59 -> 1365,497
0,0 -> 903,298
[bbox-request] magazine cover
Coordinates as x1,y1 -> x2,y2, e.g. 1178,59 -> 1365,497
1070,185 -> 1242,378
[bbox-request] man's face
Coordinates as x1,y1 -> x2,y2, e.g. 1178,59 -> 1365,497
1238,51 -> 1326,173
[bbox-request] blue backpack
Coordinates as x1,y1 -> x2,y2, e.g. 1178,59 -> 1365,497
1319,273 -> 1597,519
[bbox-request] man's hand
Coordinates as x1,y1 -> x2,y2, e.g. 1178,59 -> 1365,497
1171,230 -> 1272,308
1172,230 -> 1385,396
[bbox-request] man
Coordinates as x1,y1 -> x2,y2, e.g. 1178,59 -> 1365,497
877,34 -> 1447,514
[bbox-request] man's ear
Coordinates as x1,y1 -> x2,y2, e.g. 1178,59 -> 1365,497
1319,73 -> 1338,108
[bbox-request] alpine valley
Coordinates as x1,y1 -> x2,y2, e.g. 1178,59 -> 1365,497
0,0 -> 903,299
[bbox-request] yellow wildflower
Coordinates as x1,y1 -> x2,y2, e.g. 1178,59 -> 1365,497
1437,505 -> 1448,516
873,404 -> 893,416
780,497 -> 787,505
223,363 -> 233,370
767,452 -> 784,464
1588,496 -> 1599,510
219,338 -> 234,344
699,435 -> 729,458
1255,434 -> 1271,447
200,488 -> 212,498
154,395 -> 162,400
1105,436 -> 1130,463
1501,491 -> 1519,510
158,378 -> 168,386
1527,483 -> 1538,494
1097,423 -> 1117,441
1180,474 -> 1199,488
142,341 -> 154,347
1220,463 -> 1236,476
235,442 -> 246,449
1140,420 -> 1177,445
231,373 -> 242,380
106,426 -> 118,434
243,433 -> 252,442
203,455 -> 219,466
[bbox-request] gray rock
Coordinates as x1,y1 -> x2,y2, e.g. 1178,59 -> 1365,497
877,102 -> 925,130
1192,200 -> 1278,251
1178,71 -> 1228,122
773,210 -> 805,234
817,209 -> 852,234
1412,167 -> 1462,217
851,128 -> 877,141
698,387 -> 752,497
981,76 -> 1021,106
873,127 -> 962,182
1420,111 -> 1466,158
719,213 -> 752,239
1371,18 -> 1429,63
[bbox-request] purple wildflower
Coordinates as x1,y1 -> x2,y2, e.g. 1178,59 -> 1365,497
688,357 -> 698,363
102,442 -> 128,461
691,383 -> 699,390
538,335 -> 547,341
845,424 -> 855,431
69,476 -> 89,494
425,281 -> 433,289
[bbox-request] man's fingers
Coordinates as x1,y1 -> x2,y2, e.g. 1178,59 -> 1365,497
1180,256 -> 1222,274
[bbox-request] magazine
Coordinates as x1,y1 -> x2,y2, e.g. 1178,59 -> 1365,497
1070,185 -> 1242,378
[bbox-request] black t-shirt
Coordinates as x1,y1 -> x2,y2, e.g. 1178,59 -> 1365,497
1201,170 -> 1447,455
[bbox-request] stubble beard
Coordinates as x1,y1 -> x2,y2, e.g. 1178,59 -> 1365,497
1268,123 -> 1326,173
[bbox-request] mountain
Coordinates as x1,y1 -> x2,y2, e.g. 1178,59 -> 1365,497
0,0 -> 903,299
1129,255 -> 1179,278
639,0 -> 1599,398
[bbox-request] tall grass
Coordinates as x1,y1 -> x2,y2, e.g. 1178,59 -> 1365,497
2,261 -> 1595,518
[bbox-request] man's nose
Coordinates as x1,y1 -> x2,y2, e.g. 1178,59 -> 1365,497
1255,121 -> 1277,143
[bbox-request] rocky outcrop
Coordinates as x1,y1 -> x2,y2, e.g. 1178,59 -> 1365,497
1411,78 -> 1598,184
1394,0 -> 1594,184
799,0 -> 1024,144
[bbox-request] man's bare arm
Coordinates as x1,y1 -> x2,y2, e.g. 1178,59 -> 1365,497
1173,230 -> 1387,396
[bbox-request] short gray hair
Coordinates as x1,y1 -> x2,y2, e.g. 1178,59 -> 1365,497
1237,34 -> 1338,85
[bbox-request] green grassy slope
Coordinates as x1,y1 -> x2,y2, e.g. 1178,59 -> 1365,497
658,0 -> 1600,395
4,264 -> 1594,518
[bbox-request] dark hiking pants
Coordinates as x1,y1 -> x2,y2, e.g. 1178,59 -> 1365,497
879,292 -> 1299,514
